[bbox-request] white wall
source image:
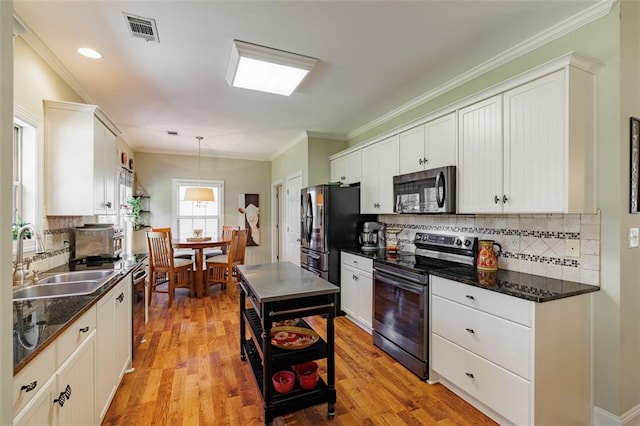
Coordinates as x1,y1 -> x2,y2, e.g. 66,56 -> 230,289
134,152 -> 272,265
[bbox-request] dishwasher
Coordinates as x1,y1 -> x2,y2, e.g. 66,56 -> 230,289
132,266 -> 148,359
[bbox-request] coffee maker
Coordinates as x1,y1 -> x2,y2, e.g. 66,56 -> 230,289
360,221 -> 384,251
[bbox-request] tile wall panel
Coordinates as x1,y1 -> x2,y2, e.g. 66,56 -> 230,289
380,212 -> 601,286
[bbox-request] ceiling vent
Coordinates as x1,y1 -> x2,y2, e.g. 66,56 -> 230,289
123,13 -> 159,43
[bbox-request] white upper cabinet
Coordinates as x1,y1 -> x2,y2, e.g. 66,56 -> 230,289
44,100 -> 118,216
399,112 -> 457,174
458,95 -> 504,213
330,150 -> 362,185
361,135 -> 399,214
458,66 -> 595,214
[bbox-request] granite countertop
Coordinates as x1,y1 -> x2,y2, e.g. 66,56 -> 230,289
342,248 -> 600,303
237,262 -> 339,304
13,253 -> 147,374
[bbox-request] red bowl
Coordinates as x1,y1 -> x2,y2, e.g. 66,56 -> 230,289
298,373 -> 319,390
292,361 -> 318,377
272,370 -> 295,394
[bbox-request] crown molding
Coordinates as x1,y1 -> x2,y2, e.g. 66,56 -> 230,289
346,0 -> 614,141
14,13 -> 95,105
269,131 -> 309,161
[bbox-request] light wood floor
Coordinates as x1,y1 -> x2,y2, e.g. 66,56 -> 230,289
103,279 -> 497,426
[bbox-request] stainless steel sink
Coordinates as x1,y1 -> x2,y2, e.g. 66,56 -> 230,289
12,269 -> 120,301
13,280 -> 102,301
37,269 -> 119,284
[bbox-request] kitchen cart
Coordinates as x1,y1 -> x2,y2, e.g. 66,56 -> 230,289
237,263 -> 339,425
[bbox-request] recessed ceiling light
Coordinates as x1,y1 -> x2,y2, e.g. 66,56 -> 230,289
226,40 -> 317,96
77,47 -> 102,59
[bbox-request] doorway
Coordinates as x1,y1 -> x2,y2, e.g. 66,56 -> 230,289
284,171 -> 302,265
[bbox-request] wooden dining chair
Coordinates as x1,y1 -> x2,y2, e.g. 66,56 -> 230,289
151,226 -> 193,259
205,225 -> 240,258
146,230 -> 194,308
204,229 -> 248,291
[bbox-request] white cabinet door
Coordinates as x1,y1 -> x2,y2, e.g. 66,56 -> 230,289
358,269 -> 373,331
503,70 -> 564,213
56,332 -> 96,426
96,287 -> 117,421
361,135 -> 399,214
377,135 -> 399,213
44,100 -> 118,216
115,277 -> 132,380
93,120 -> 118,215
13,375 -> 57,426
360,144 -> 379,214
96,278 -> 132,422
340,264 -> 358,319
330,156 -> 344,183
399,124 -> 425,174
343,150 -> 362,184
331,150 -> 362,185
425,112 -> 457,169
458,95 -> 503,213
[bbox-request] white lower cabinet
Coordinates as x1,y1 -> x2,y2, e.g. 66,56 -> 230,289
97,275 -> 133,422
340,252 -> 373,332
14,306 -> 98,426
430,276 -> 592,425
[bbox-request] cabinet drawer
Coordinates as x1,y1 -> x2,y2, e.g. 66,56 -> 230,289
57,305 -> 97,364
341,252 -> 372,272
432,295 -> 531,379
431,276 -> 532,326
13,343 -> 56,416
432,334 -> 530,426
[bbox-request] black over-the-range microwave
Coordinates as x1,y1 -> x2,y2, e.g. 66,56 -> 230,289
393,165 -> 456,214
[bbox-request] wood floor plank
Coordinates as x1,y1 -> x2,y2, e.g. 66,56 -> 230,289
103,279 -> 497,425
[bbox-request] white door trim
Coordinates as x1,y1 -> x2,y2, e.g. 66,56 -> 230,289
271,179 -> 283,263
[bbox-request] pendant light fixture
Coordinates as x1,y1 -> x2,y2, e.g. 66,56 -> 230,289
183,136 -> 215,202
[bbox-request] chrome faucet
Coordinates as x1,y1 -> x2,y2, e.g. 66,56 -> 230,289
13,224 -> 43,285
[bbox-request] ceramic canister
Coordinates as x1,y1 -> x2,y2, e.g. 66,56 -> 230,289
477,240 -> 502,271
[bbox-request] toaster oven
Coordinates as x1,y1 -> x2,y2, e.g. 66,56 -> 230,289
72,224 -> 124,261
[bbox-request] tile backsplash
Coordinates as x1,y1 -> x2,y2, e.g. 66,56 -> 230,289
380,212 -> 601,286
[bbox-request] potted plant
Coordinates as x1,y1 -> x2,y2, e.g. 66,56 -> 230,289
127,197 -> 143,230
12,216 -> 32,240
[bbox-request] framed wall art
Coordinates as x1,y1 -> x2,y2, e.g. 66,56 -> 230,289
631,117 -> 640,213
239,193 -> 259,246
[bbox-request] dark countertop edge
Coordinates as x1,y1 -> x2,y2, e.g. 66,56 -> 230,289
341,248 -> 601,303
13,255 -> 148,375
429,269 -> 600,303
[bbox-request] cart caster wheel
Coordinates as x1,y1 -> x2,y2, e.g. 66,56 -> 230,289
328,413 -> 335,420
240,354 -> 246,361
328,404 -> 335,420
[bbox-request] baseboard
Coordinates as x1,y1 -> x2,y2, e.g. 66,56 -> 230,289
594,404 -> 640,426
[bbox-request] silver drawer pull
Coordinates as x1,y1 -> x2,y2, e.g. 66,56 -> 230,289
465,328 -> 475,334
465,372 -> 474,379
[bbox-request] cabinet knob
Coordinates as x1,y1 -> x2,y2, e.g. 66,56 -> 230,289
465,295 -> 475,301
21,381 -> 37,393
419,158 -> 423,165
494,195 -> 500,204
105,201 -> 112,208
117,292 -> 125,303
465,328 -> 475,334
341,175 -> 346,181
79,326 -> 90,333
503,195 -> 508,204
423,157 -> 428,164
465,372 -> 475,379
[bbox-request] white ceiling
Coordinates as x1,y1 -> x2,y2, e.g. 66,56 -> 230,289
14,0 -> 607,161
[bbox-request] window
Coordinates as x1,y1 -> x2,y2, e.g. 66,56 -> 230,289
12,115 -> 39,252
173,179 -> 224,240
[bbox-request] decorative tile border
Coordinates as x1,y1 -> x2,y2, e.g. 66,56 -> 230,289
381,212 -> 601,285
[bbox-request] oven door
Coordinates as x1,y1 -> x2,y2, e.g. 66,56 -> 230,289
373,269 -> 428,361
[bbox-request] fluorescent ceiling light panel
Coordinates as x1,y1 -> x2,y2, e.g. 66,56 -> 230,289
226,40 -> 317,96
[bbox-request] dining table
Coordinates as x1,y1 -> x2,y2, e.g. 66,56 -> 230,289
173,238 -> 230,298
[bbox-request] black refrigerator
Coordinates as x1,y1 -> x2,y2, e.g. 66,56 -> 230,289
300,184 -> 375,312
